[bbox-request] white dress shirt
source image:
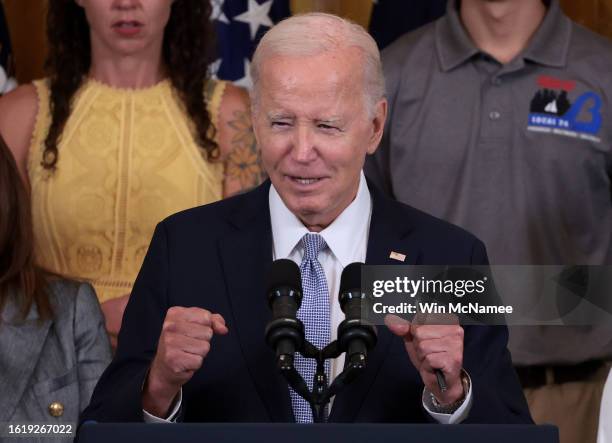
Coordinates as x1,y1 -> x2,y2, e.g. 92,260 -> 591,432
144,172 -> 472,423
598,369 -> 612,443
269,172 -> 372,381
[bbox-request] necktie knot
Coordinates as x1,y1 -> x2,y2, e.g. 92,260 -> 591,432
301,233 -> 327,261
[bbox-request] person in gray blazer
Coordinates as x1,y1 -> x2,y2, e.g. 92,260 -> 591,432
0,133 -> 112,440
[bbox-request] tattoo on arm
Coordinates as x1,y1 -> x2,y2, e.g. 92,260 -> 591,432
225,110 -> 267,191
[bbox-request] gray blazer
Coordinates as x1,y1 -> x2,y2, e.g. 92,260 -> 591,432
0,280 -> 111,431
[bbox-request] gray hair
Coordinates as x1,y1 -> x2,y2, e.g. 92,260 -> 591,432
250,12 -> 386,116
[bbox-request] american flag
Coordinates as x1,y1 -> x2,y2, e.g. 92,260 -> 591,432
0,2 -> 17,94
212,0 -> 290,88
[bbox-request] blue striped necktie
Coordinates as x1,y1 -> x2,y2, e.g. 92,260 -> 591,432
290,233 -> 331,423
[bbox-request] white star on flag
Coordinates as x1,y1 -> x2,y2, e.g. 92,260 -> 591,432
210,58 -> 222,78
211,0 -> 229,24
234,0 -> 274,40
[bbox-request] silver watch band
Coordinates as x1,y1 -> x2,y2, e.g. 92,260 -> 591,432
429,370 -> 471,414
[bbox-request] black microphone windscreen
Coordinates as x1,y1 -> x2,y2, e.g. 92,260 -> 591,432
267,259 -> 302,293
340,262 -> 364,294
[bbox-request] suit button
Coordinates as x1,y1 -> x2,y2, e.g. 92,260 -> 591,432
48,402 -> 64,417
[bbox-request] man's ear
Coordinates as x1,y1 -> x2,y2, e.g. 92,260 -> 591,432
366,98 -> 388,155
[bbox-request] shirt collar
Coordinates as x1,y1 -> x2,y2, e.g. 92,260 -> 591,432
522,0 -> 571,67
436,0 -> 571,72
435,0 -> 479,72
269,172 -> 372,267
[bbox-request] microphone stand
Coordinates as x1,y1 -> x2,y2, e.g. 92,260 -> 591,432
275,338 -> 369,423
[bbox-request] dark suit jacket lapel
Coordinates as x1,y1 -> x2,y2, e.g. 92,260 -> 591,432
218,182 -> 294,422
0,301 -> 52,422
329,183 -> 418,422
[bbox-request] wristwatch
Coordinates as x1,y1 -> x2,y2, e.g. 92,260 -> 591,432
428,370 -> 471,414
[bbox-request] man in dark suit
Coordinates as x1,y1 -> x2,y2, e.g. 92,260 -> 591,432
81,13 -> 531,425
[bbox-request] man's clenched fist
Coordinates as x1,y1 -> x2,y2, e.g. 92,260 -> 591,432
385,314 -> 465,406
142,307 -> 228,417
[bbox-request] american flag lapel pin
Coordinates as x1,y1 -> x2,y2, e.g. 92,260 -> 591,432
389,251 -> 406,262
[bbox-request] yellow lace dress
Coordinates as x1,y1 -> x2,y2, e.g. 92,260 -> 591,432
28,78 -> 227,303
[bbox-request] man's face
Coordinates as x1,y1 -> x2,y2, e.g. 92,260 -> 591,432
253,48 -> 387,230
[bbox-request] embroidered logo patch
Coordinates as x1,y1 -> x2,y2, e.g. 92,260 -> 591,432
527,75 -> 602,143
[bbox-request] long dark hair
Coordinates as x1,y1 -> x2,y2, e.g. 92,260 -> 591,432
0,134 -> 52,322
43,0 -> 218,170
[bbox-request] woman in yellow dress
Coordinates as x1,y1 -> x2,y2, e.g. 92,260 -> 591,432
0,0 -> 264,348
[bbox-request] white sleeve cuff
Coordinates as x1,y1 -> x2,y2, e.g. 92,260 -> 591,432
422,371 -> 473,424
142,389 -> 182,423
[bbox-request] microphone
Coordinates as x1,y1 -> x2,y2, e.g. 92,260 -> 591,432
337,263 -> 377,370
264,259 -> 305,371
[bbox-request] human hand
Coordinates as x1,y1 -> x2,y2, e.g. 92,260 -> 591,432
100,294 -> 130,350
385,314 -> 464,405
142,307 -> 228,417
